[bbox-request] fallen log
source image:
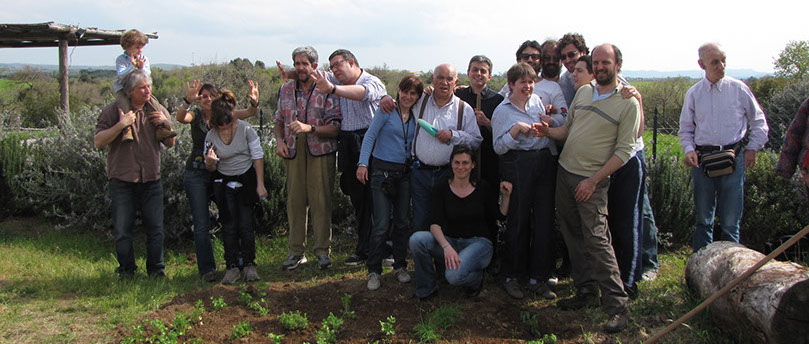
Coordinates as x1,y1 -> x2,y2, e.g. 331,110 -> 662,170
685,241 -> 809,343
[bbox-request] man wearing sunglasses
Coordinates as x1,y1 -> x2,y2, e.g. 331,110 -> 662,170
557,33 -> 590,106
499,40 -> 568,116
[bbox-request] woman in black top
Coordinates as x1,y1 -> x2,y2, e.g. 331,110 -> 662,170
409,146 -> 512,299
175,80 -> 259,282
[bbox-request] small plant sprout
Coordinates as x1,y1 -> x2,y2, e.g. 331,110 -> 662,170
267,332 -> 285,344
341,293 -> 356,319
380,315 -> 396,337
230,321 -> 252,339
279,310 -> 309,331
210,296 -> 226,311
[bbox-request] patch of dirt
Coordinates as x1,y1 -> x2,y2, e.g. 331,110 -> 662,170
113,273 -> 659,343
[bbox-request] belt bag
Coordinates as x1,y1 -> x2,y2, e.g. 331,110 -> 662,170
701,149 -> 736,177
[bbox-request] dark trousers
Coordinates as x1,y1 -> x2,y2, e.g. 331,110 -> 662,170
367,165 -> 411,274
608,154 -> 643,290
109,178 -> 165,275
338,129 -> 373,258
213,181 -> 256,268
411,166 -> 451,232
499,149 -> 557,280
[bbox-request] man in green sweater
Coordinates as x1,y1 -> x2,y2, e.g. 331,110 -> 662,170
535,43 -> 640,333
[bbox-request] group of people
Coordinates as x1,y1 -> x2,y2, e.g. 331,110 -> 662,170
95,29 -> 785,334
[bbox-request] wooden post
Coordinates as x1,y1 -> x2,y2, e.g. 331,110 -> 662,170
58,38 -> 69,125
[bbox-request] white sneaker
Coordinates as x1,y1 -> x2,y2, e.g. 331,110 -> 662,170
394,268 -> 411,283
367,272 -> 381,290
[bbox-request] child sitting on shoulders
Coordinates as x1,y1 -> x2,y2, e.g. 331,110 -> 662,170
114,29 -> 176,142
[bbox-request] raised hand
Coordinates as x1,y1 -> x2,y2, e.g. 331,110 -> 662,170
312,70 -> 335,95
276,61 -> 289,82
185,79 -> 202,102
247,80 -> 260,104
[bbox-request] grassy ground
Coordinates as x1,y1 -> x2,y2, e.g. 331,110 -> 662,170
0,216 -> 744,343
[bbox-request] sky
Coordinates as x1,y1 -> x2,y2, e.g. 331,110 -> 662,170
1,0 -> 808,75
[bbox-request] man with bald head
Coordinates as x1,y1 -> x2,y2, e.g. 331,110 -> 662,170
678,43 -> 768,252
410,64 -> 483,234
536,44 -> 638,333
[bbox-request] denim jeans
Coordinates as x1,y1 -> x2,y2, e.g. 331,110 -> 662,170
338,130 -> 373,258
691,153 -> 745,251
498,149 -> 556,280
608,154 -> 643,289
213,181 -> 256,268
367,167 -> 411,274
109,178 -> 165,275
411,167 -> 450,233
409,231 -> 493,298
183,169 -> 216,275
638,151 -> 659,272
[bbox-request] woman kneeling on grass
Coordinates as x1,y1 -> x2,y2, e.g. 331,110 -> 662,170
409,145 -> 512,299
204,90 -> 268,284
357,75 -> 424,291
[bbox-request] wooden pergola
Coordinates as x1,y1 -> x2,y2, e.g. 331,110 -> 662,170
0,22 -> 158,119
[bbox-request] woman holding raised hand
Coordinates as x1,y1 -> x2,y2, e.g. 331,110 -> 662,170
176,80 -> 259,282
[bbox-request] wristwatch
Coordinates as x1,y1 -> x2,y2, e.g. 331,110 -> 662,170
309,125 -> 316,133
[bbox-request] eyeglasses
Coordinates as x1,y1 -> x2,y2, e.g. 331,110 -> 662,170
519,53 -> 541,61
329,59 -> 348,71
558,51 -> 580,61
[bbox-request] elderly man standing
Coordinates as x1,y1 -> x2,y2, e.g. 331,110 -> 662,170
678,43 -> 769,252
276,46 -> 342,270
94,69 -> 175,279
537,44 -> 638,333
311,49 -> 388,267
408,64 -> 483,235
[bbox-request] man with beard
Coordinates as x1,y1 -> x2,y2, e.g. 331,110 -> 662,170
536,44 -> 638,333
535,39 -> 568,114
455,55 -> 504,190
557,33 -> 590,106
275,46 -> 342,271
499,40 -> 567,115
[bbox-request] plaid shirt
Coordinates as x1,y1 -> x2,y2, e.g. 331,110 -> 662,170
777,97 -> 809,177
275,81 -> 342,158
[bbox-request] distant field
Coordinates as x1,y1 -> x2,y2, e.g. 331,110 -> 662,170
0,78 -> 28,91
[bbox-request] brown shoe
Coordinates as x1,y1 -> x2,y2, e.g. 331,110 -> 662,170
503,279 -> 524,299
155,125 -> 177,141
121,126 -> 134,142
602,312 -> 629,333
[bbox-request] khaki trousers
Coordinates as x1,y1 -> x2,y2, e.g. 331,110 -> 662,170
556,167 -> 628,316
285,133 -> 336,256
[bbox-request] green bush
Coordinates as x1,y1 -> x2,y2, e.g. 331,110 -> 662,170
0,132 -> 34,217
646,148 -> 809,251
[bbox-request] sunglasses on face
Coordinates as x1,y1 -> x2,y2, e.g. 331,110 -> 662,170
520,53 -> 541,61
558,51 -> 579,61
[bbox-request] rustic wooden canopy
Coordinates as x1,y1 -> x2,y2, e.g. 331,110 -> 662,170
0,22 -> 158,119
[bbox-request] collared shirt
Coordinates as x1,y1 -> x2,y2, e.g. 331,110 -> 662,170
678,76 -> 769,154
593,86 -> 618,102
412,94 -> 483,166
358,108 -> 417,166
275,80 -> 342,158
559,71 -> 576,106
498,79 -> 568,113
492,94 -> 560,155
327,69 -> 387,131
95,100 -> 167,182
